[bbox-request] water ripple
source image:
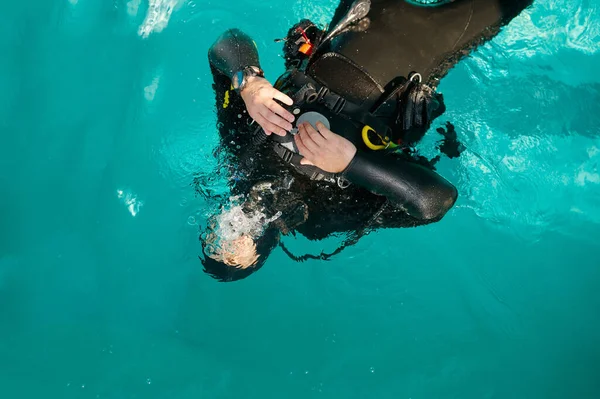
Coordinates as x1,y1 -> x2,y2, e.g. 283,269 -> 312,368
138,0 -> 181,38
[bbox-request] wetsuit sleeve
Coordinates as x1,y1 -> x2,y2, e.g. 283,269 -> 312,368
342,152 -> 457,221
208,29 -> 261,79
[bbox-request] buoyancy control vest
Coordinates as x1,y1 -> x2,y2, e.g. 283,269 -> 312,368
256,15 -> 445,183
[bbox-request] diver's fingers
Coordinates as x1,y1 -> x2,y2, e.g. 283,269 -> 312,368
303,122 -> 327,145
295,132 -> 315,159
267,100 -> 295,123
299,157 -> 315,166
261,107 -> 293,132
272,89 -> 294,106
253,114 -> 270,135
258,111 -> 287,136
255,114 -> 281,136
252,114 -> 270,135
297,123 -> 320,153
315,121 -> 335,139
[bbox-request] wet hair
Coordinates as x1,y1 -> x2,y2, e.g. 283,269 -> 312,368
200,228 -> 280,282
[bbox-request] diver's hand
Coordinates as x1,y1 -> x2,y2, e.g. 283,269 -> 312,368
240,76 -> 295,136
295,122 -> 357,173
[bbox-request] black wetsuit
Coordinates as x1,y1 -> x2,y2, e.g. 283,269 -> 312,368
202,0 -> 533,281
327,0 -> 532,89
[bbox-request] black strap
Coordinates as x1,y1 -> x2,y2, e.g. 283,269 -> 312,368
344,107 -> 391,138
370,75 -> 418,114
272,142 -> 337,181
287,69 -> 391,136
314,82 -> 390,136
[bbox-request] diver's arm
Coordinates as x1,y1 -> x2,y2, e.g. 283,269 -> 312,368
208,29 -> 261,79
342,151 -> 457,221
295,121 -> 456,221
209,29 -> 295,136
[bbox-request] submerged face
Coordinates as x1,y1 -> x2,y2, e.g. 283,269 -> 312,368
199,182 -> 284,282
201,232 -> 263,282
201,227 -> 280,282
208,234 -> 259,269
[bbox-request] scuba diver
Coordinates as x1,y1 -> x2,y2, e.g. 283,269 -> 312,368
200,0 -> 534,281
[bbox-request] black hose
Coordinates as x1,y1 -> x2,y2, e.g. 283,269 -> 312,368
251,126 -> 270,146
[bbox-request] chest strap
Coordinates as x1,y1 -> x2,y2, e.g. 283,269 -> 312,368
286,69 -> 394,139
272,141 -> 337,182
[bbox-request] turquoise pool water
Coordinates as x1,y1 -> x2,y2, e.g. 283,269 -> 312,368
1,0 -> 599,398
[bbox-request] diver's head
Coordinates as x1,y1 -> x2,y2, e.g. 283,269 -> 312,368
200,228 -> 279,282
